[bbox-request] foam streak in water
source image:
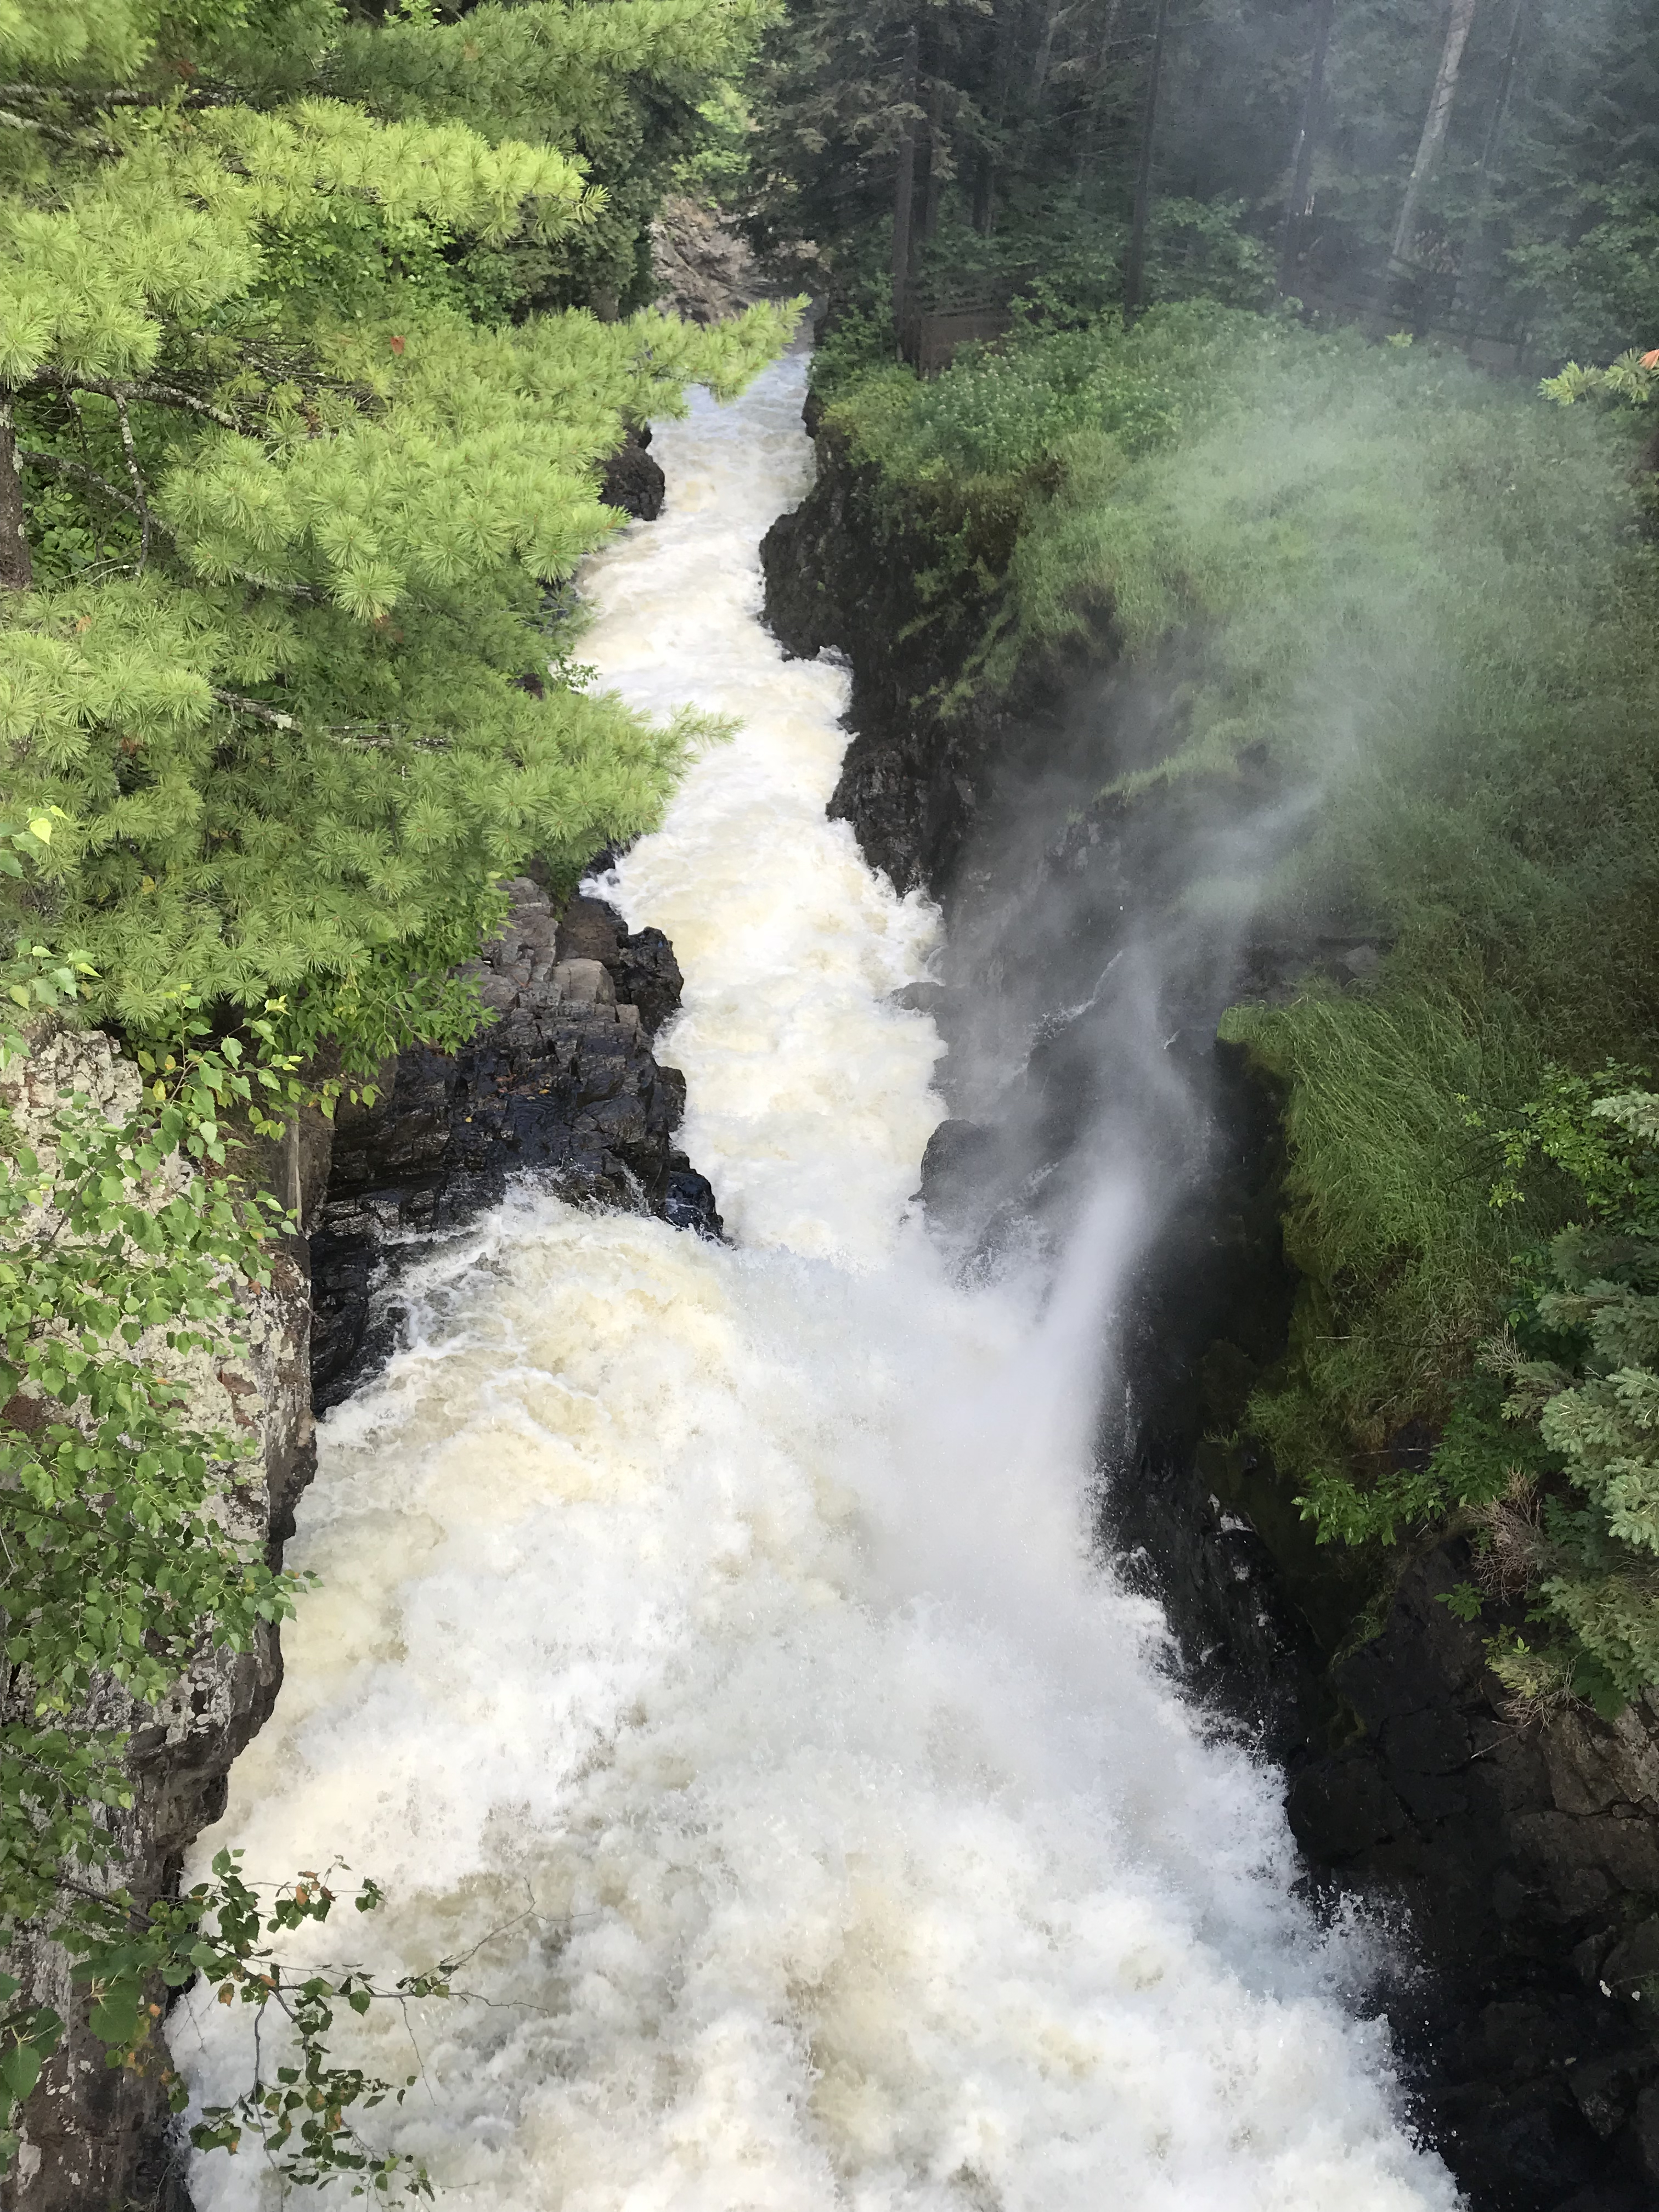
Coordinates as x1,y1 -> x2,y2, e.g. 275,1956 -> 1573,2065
174,359 -> 1457,2212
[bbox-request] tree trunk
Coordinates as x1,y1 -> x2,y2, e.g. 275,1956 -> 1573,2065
1376,0 -> 1480,324
1122,0 -> 1170,328
921,76 -> 947,241
1032,3 -> 1062,100
1276,0 -> 1336,296
891,24 -> 921,351
0,396 -> 32,592
1455,0 -> 1526,332
1075,0 -> 1124,190
974,0 -> 1023,235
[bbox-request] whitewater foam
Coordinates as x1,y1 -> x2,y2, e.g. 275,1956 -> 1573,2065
174,357 -> 1457,2212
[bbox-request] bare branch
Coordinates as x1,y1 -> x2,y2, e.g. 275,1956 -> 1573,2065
0,396 -> 31,591
0,82 -> 240,111
24,373 -> 242,433
18,448 -> 144,518
211,688 -> 297,732
0,107 -> 120,156
228,570 -> 329,604
208,691 -> 452,754
109,393 -> 152,573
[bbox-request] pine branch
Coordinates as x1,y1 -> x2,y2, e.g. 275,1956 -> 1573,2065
15,460 -> 331,604
17,449 -> 143,518
0,108 -> 120,157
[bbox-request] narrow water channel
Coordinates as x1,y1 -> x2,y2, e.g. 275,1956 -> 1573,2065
176,357 -> 1458,2211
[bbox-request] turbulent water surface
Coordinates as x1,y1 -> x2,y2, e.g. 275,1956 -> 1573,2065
176,358 -> 1458,2211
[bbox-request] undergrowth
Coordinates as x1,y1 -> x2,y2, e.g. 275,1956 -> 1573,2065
820,303 -> 1659,1702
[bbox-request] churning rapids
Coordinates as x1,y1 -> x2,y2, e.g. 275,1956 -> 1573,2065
175,358 -> 1459,2211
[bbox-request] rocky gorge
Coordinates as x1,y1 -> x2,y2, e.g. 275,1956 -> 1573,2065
759,401 -> 1659,2210
14,355 -> 1659,2212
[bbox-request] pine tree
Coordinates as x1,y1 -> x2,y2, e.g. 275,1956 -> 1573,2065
0,0 -> 795,1063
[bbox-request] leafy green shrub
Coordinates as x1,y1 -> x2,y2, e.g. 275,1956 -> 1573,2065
1445,1081 -> 1659,1712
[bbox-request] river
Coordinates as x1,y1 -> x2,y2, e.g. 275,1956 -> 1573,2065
174,356 -> 1459,2212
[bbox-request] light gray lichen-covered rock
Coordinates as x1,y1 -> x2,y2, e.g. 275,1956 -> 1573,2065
0,1023 -> 318,2212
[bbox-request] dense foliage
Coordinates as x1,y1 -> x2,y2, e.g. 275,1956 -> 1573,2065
0,0 -> 792,1063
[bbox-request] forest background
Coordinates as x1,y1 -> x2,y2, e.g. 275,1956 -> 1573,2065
3,0 -> 1659,2195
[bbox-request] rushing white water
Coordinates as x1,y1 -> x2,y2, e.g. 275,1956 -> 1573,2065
175,358 -> 1458,2211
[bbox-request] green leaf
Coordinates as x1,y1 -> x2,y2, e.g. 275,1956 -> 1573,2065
0,2047 -> 43,2104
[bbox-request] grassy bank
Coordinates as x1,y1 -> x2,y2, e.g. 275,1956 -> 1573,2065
815,305 -> 1659,1703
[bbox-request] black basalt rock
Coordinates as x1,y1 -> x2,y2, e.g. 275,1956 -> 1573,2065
662,1157 -> 723,1237
310,878 -> 719,1407
599,425 -> 665,522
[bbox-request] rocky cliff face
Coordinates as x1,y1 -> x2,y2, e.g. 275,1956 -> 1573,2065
312,876 -> 720,1408
763,411 -> 1659,2211
0,1027 -> 317,2212
760,415 -> 1017,900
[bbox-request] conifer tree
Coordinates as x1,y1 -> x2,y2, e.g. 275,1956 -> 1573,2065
0,0 -> 795,1065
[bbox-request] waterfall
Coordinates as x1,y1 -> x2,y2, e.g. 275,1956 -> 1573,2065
173,358 -> 1456,2211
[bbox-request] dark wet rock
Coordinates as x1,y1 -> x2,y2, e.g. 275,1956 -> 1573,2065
555,893 -> 685,1037
662,1158 -> 723,1236
311,878 -> 718,1408
650,195 -> 766,325
889,978 -> 953,1020
916,1118 -> 1006,1228
761,422 -> 1015,898
599,426 -> 665,521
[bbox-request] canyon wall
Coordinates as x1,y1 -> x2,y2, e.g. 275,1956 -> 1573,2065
761,414 -> 1659,2212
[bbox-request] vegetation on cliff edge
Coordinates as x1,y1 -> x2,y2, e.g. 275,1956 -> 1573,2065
809,300 -> 1659,1707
